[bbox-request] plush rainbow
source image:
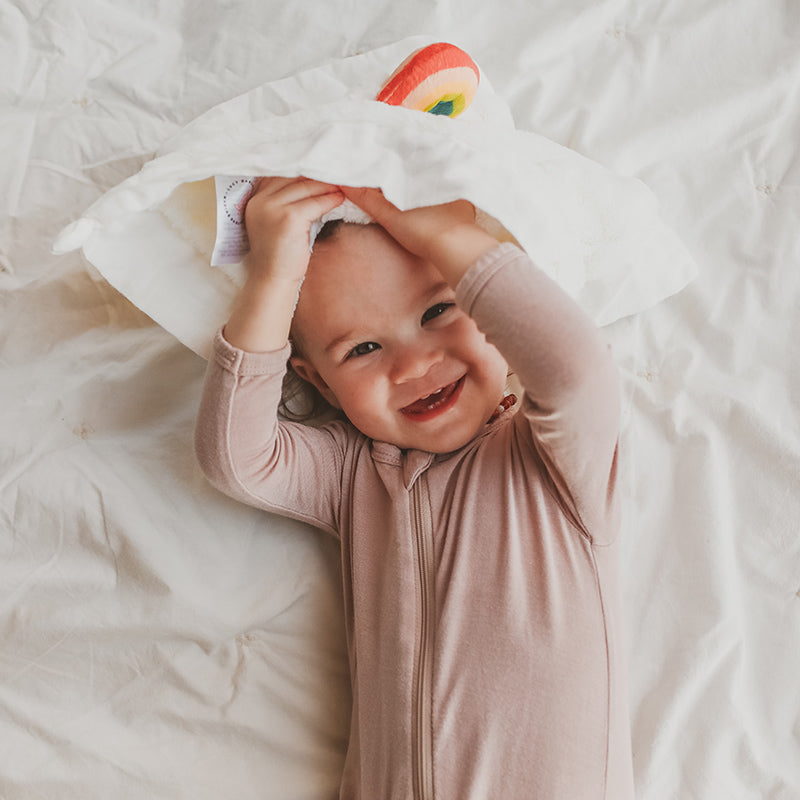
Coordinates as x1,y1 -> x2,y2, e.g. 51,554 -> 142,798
376,42 -> 480,118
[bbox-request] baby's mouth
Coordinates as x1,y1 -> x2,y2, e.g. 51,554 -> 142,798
400,376 -> 465,418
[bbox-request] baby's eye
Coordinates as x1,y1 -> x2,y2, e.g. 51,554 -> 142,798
421,302 -> 454,325
348,341 -> 381,359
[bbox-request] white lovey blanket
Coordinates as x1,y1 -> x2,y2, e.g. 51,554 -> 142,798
53,35 -> 696,357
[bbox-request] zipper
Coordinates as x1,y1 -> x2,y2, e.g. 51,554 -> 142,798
411,475 -> 435,800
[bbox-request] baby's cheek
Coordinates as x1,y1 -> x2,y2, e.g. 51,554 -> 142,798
338,387 -> 381,425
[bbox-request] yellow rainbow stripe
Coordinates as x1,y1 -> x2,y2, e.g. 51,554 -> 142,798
376,43 -> 480,118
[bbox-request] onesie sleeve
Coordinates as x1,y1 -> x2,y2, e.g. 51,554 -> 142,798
456,243 -> 621,544
194,329 -> 352,538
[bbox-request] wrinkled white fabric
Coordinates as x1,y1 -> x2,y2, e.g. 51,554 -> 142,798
53,35 -> 696,357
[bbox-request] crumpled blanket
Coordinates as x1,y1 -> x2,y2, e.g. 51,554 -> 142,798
53,35 -> 696,357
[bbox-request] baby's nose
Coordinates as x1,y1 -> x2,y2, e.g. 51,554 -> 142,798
390,344 -> 443,384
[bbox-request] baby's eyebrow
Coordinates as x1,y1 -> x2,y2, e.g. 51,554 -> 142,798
424,281 -> 451,302
324,330 -> 360,354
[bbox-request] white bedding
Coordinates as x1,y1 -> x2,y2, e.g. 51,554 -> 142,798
2,2 -> 799,799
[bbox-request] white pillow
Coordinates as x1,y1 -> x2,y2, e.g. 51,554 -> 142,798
53,34 -> 696,358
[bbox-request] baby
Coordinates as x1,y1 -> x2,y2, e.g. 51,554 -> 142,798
195,176 -> 634,799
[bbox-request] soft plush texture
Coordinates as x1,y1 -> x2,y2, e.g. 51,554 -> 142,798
53,35 -> 696,358
376,41 -> 480,117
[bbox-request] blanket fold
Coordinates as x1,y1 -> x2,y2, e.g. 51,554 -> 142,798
53,35 -> 696,358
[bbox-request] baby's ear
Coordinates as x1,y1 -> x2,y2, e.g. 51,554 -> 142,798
289,357 -> 341,409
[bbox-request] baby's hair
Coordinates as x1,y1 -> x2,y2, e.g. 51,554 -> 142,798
314,217 -> 346,244
279,354 -> 339,424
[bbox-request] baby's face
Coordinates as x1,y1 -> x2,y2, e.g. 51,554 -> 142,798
290,224 -> 508,453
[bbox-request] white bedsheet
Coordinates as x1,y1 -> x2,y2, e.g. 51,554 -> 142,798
2,2 -> 799,799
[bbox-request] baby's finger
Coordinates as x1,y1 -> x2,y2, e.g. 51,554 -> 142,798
274,177 -> 344,206
249,175 -> 295,196
292,186 -> 345,221
250,175 -> 330,201
245,178 -> 341,222
341,186 -> 397,221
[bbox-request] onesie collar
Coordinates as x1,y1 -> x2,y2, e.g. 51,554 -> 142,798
369,393 -> 519,488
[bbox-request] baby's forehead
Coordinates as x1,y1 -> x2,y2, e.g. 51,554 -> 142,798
308,224 -> 397,279
308,225 -> 440,291
297,227 -> 448,334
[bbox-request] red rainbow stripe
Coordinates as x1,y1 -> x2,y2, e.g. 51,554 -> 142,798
376,42 -> 480,116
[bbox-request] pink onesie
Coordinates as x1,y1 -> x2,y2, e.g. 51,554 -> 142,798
195,243 -> 635,799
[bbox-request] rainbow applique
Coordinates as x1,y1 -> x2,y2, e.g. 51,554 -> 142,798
376,42 -> 480,118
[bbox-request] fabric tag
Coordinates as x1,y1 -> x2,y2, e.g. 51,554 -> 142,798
210,176 -> 256,265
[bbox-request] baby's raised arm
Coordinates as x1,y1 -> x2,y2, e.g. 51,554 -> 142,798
345,187 -> 621,542
195,177 -> 349,536
224,177 -> 344,353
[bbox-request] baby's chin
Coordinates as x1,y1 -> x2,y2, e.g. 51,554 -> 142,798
369,418 -> 492,455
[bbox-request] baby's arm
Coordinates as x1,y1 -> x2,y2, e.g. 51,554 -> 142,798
195,177 -> 349,535
345,188 -> 620,542
456,244 -> 621,542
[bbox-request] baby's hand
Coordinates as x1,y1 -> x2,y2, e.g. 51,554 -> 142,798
223,177 -> 343,353
342,186 -> 474,262
343,186 -> 497,286
244,176 -> 344,283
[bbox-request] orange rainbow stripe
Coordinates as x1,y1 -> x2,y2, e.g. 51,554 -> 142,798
376,42 -> 480,118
